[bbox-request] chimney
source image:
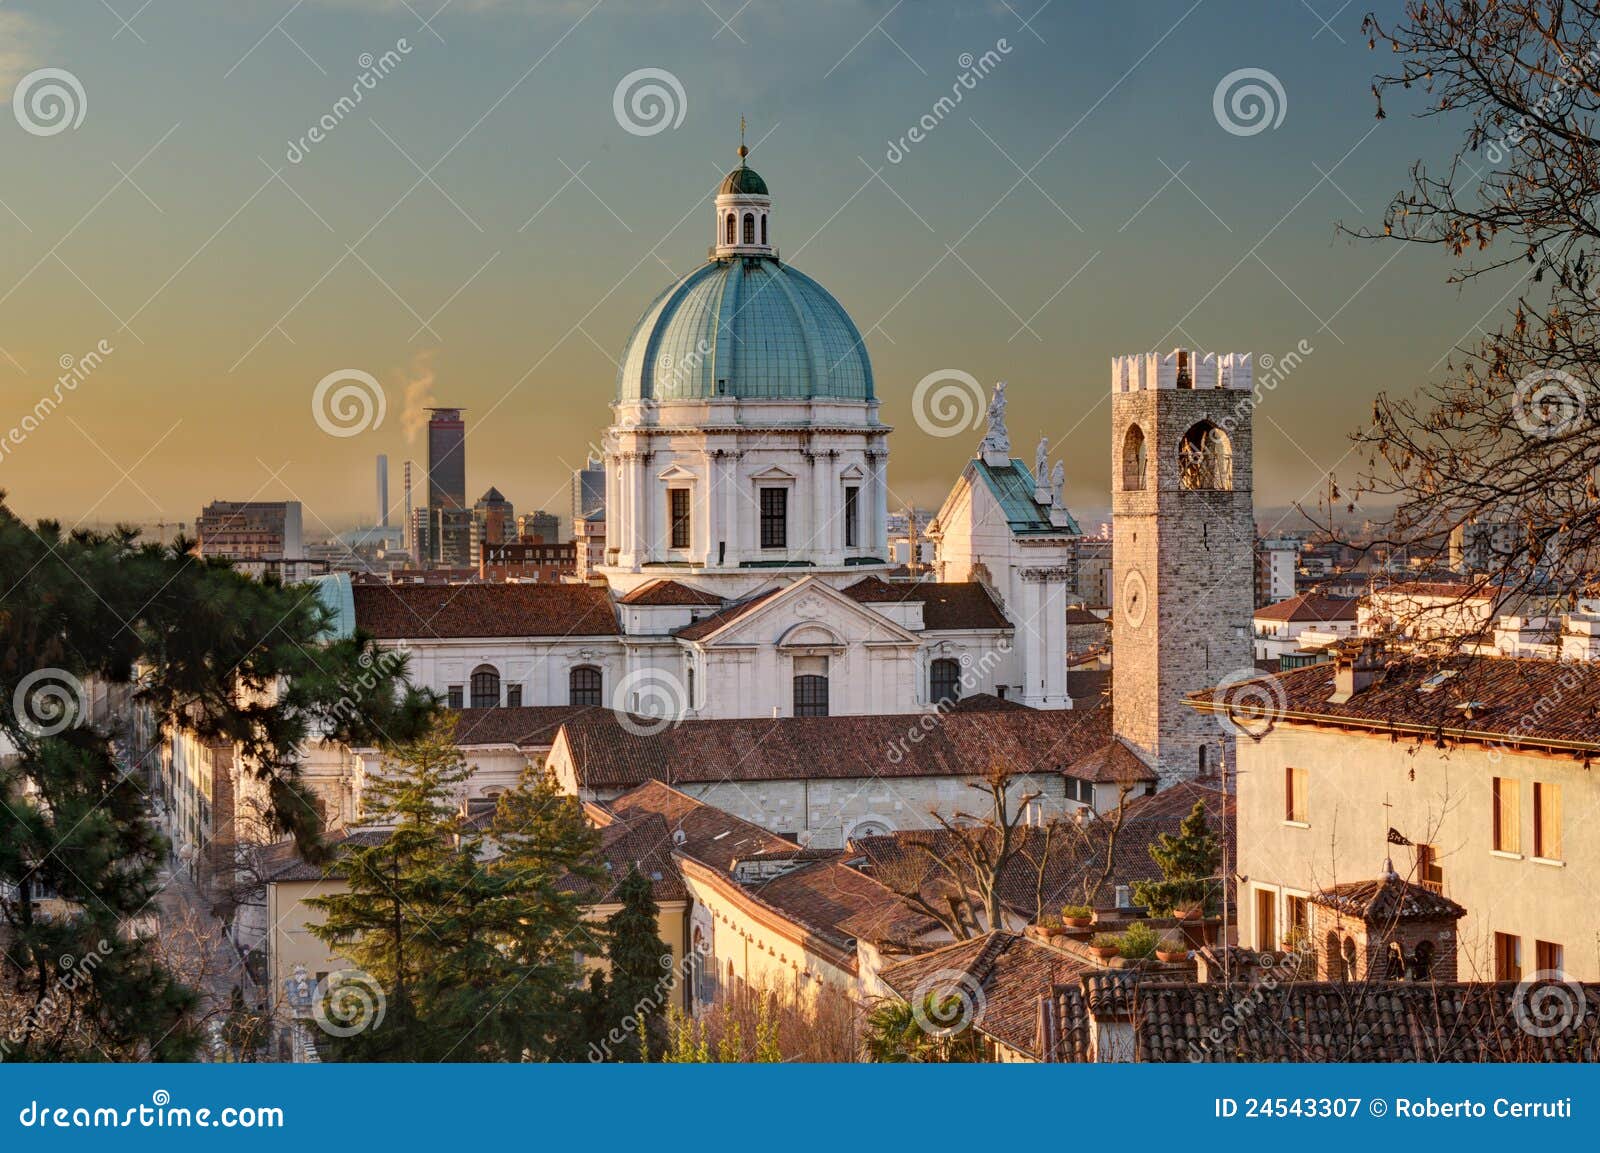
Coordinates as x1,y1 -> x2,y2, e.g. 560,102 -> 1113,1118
377,455 -> 389,528
1328,640 -> 1384,705
403,461 -> 414,553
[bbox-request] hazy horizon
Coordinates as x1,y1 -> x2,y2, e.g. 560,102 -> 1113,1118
0,1 -> 1500,539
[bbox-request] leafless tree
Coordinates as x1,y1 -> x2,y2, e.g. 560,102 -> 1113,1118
1333,1 -> 1600,624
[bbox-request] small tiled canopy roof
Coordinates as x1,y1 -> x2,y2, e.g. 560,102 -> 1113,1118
447,705 -> 605,748
1041,979 -> 1600,1062
617,579 -> 724,606
352,582 -> 618,639
1311,868 -> 1466,923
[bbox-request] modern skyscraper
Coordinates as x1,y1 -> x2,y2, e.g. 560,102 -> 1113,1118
571,455 -> 604,536
426,408 -> 467,510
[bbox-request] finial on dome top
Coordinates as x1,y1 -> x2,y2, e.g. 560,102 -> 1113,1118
738,114 -> 748,161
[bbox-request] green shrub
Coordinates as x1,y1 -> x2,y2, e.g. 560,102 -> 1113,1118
1116,922 -> 1160,960
1060,904 -> 1094,921
1089,932 -> 1122,951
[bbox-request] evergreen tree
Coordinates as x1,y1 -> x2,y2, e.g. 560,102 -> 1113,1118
0,502 -> 432,1061
602,868 -> 671,1061
309,731 -> 606,1061
1131,800 -> 1222,916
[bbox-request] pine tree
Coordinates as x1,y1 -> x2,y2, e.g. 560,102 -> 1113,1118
1131,800 -> 1221,916
0,503 -> 432,1061
603,868 -> 671,1062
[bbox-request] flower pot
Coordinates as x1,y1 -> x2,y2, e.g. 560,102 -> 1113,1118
1156,949 -> 1188,963
1064,916 -> 1093,929
1088,945 -> 1120,960
1174,906 -> 1203,922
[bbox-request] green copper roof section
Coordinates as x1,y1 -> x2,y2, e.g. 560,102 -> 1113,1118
616,257 -> 874,402
973,458 -> 1082,536
309,572 -> 357,639
720,165 -> 768,195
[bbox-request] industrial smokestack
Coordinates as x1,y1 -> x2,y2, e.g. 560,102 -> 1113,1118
377,454 -> 389,528
403,460 -> 414,554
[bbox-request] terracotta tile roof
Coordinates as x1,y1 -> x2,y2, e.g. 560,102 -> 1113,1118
1311,869 -> 1466,923
617,579 -> 724,606
605,780 -> 793,871
447,705 -> 606,748
604,781 -> 919,955
1373,580 -> 1501,600
1068,736 -> 1157,783
879,932 -> 1094,1059
1065,607 -> 1107,626
562,812 -> 687,905
558,698 -> 1111,790
842,578 -> 1011,631
673,587 -> 784,640
260,830 -> 392,883
1042,978 -> 1600,1062
352,582 -> 618,639
1194,656 -> 1600,752
1253,593 -> 1358,623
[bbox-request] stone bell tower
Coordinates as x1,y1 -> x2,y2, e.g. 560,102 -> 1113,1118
1110,349 -> 1256,784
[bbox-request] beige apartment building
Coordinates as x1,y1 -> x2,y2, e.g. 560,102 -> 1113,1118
1194,652 -> 1600,982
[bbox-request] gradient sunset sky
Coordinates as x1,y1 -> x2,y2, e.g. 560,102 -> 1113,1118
0,1 -> 1500,535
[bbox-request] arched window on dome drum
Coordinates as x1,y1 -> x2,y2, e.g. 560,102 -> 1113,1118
469,664 -> 500,709
725,214 -> 736,245
569,665 -> 602,707
743,213 -> 755,245
761,215 -> 768,245
930,659 -> 961,707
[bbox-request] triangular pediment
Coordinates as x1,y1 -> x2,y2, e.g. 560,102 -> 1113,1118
657,463 -> 698,482
748,464 -> 797,481
687,576 -> 920,648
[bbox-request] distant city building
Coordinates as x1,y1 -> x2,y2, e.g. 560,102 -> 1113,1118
195,500 -> 303,562
1255,536 -> 1300,606
470,487 -> 515,566
427,408 -> 467,510
376,454 -> 389,528
430,507 -> 473,569
479,540 -> 576,582
518,510 -> 560,543
571,455 -> 604,534
572,509 -> 605,580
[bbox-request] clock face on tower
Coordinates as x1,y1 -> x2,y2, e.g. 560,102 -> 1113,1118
1123,568 -> 1149,629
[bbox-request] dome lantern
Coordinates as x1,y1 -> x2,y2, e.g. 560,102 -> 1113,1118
713,117 -> 774,259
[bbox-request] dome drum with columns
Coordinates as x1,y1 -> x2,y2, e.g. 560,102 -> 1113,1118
602,146 -> 891,597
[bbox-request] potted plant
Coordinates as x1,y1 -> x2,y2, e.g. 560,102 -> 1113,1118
1088,932 -> 1121,960
1060,904 -> 1094,929
1038,913 -> 1066,938
1155,935 -> 1189,963
1173,901 -> 1205,922
1116,921 -> 1159,962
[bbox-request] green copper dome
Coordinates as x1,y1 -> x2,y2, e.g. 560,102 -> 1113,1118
719,165 -> 769,196
616,258 -> 875,402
